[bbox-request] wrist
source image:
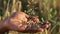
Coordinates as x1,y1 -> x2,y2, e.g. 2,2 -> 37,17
0,21 -> 7,34
0,22 -> 4,29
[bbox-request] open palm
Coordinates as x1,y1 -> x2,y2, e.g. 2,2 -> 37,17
2,12 -> 50,33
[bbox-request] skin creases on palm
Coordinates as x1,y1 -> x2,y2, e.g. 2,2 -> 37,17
10,12 -> 29,22
4,12 -> 29,32
6,17 -> 50,33
6,17 -> 28,31
4,12 -> 50,33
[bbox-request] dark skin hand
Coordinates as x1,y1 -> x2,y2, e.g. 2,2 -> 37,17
0,11 -> 50,34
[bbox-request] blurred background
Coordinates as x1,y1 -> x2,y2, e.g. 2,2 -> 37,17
0,0 -> 60,34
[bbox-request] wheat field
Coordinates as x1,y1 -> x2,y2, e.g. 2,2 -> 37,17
0,0 -> 60,34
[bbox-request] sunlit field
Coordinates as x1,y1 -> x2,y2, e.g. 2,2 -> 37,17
0,0 -> 60,34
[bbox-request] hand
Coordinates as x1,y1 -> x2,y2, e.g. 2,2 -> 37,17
0,12 -> 50,33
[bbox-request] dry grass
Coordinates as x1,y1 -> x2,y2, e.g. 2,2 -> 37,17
0,0 -> 60,34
